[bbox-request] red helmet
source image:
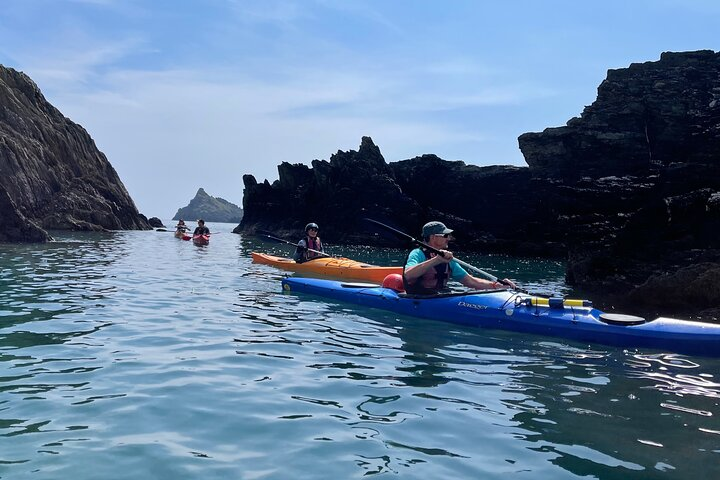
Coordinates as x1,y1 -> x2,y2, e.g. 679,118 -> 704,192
382,274 -> 405,292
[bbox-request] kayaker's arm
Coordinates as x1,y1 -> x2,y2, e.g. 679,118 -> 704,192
293,240 -> 307,263
460,274 -> 516,290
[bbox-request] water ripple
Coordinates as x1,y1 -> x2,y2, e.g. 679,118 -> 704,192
1,228 -> 720,479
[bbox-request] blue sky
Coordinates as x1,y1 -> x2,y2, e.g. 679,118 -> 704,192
1,0 -> 719,217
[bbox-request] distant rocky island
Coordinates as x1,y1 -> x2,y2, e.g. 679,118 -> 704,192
238,50 -> 720,321
173,188 -> 243,223
0,65 -> 150,241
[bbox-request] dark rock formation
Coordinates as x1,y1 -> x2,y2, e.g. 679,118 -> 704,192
173,188 -> 243,223
0,189 -> 51,242
148,217 -> 165,228
238,137 -> 567,254
519,50 -> 720,319
389,156 -> 565,257
520,50 -> 720,178
238,50 -> 720,320
0,65 -> 150,241
237,137 -> 421,244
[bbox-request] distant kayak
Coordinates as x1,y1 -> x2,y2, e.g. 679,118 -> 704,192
252,252 -> 402,283
192,234 -> 210,245
175,231 -> 191,240
282,277 -> 720,357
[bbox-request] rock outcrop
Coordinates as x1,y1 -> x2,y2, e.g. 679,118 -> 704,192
0,189 -> 51,242
173,188 -> 243,223
148,217 -> 165,228
237,137 -> 420,244
237,137 -> 568,255
0,65 -> 150,241
237,50 -> 720,320
519,50 -> 720,318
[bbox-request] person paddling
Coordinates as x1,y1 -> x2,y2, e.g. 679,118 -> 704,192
175,219 -> 189,234
403,221 -> 516,294
193,219 -> 210,236
293,223 -> 325,263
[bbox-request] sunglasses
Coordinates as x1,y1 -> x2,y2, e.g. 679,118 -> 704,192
433,233 -> 451,238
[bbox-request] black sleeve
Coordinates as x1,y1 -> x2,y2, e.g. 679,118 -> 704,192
293,240 -> 306,262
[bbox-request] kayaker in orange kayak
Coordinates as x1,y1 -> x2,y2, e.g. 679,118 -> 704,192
403,221 -> 517,294
174,219 -> 189,238
293,222 -> 325,263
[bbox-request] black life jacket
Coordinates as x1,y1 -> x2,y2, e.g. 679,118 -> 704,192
402,249 -> 450,294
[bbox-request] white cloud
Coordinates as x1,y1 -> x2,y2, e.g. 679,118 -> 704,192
8,1 -> 713,217
48,65 -> 509,216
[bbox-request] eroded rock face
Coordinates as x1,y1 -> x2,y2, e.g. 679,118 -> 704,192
0,188 -> 51,242
237,137 -> 422,245
519,50 -> 720,318
0,65 -> 150,241
519,50 -> 720,179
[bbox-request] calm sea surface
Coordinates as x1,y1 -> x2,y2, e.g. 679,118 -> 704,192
1,222 -> 718,479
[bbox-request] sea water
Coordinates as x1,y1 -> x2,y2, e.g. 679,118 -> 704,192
0,222 -> 718,479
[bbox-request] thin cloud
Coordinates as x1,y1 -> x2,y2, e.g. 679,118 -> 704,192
3,0 -> 719,216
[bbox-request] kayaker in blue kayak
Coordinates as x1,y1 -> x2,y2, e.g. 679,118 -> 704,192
294,222 -> 325,263
193,219 -> 210,235
403,221 -> 517,294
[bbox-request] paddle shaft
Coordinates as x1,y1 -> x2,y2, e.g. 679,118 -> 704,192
259,234 -> 329,257
364,218 -> 513,287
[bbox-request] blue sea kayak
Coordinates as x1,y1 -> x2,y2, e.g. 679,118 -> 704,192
281,277 -> 720,357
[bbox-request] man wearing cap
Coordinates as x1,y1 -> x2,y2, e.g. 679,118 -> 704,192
403,221 -> 516,294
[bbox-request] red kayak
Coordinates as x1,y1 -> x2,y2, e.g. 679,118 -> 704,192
192,234 -> 210,245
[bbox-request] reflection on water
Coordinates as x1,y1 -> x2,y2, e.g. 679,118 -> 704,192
0,225 -> 718,479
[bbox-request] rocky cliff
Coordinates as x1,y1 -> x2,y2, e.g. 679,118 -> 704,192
237,50 -> 720,320
238,137 -> 565,254
174,188 -> 243,223
0,65 -> 150,242
237,137 -> 421,244
518,50 -> 720,319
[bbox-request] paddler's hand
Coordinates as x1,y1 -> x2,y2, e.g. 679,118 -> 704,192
434,250 -> 453,263
494,278 -> 517,290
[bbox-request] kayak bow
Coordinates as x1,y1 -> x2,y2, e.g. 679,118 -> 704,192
193,234 -> 210,245
252,252 -> 402,283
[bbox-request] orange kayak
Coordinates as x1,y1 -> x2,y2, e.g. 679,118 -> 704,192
251,252 -> 402,283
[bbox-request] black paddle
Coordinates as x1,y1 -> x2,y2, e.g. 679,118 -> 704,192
364,218 -> 522,291
156,227 -> 191,233
257,232 -> 330,258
